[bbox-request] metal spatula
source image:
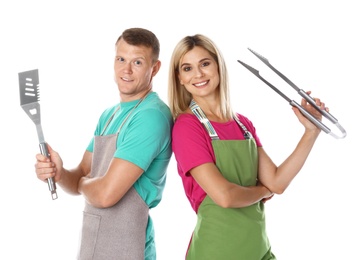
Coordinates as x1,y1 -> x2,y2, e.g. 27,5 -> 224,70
19,69 -> 58,200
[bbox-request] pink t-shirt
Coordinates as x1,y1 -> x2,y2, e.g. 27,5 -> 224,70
172,113 -> 262,213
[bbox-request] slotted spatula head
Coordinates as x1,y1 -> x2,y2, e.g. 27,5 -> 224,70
19,69 -> 41,125
19,69 -> 40,105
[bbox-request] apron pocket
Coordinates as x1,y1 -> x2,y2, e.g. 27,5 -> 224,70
78,212 -> 101,260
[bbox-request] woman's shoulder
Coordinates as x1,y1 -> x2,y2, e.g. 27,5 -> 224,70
173,113 -> 203,133
236,113 -> 255,126
176,112 -> 196,121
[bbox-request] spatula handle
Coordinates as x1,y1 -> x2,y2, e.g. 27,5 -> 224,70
39,142 -> 58,200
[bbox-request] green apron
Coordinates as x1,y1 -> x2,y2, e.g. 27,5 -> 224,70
187,100 -> 276,260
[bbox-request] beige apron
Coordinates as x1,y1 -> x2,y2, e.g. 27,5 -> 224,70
78,100 -> 149,260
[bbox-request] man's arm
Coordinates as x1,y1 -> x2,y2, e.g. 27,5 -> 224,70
78,158 -> 143,208
58,150 -> 93,195
35,145 -> 92,195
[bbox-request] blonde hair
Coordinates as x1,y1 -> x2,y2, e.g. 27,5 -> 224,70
168,34 -> 233,121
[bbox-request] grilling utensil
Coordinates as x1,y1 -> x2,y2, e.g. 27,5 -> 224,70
19,69 -> 58,200
238,48 -> 347,139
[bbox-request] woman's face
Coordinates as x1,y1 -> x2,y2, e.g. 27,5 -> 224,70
178,46 -> 219,99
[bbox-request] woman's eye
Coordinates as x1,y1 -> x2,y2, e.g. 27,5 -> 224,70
202,61 -> 210,67
183,67 -> 191,72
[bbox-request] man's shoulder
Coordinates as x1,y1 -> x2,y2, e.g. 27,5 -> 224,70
141,92 -> 171,117
146,92 -> 168,106
99,103 -> 120,120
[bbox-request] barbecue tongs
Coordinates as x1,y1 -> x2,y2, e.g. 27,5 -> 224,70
238,48 -> 347,139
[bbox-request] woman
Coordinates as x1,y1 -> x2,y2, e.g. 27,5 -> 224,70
168,34 -> 327,259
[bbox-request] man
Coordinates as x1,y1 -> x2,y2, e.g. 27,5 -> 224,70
35,28 -> 173,259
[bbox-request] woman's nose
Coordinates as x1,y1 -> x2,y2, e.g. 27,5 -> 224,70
195,67 -> 204,77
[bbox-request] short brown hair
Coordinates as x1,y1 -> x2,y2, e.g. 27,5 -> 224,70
116,28 -> 160,62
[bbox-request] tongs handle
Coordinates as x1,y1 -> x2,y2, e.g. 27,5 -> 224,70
290,98 -> 346,139
298,90 -> 338,123
290,100 -> 330,133
39,142 -> 58,200
297,90 -> 347,139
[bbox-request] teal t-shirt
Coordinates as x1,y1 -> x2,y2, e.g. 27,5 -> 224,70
86,92 -> 173,259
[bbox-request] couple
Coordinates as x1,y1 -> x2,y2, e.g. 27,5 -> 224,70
35,28 -> 327,260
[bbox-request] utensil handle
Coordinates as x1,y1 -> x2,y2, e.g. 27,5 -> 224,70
290,100 -> 331,134
298,90 -> 338,123
39,142 -> 58,200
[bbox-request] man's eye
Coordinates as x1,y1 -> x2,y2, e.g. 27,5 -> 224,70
134,60 -> 142,65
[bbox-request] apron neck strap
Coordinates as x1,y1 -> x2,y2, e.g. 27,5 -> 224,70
190,99 -> 219,140
189,99 -> 253,140
232,114 -> 253,140
100,92 -> 150,136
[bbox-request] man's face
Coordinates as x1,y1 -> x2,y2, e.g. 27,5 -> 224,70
114,39 -> 158,101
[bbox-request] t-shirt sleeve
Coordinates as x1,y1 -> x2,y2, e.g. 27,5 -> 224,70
114,108 -> 171,171
172,115 -> 215,176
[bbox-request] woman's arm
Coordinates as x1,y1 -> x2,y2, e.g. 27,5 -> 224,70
257,92 -> 325,194
190,162 -> 273,208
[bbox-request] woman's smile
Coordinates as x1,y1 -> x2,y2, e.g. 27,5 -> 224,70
193,80 -> 209,88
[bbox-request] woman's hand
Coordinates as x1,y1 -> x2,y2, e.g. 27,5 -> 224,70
256,180 -> 274,203
292,90 -> 329,133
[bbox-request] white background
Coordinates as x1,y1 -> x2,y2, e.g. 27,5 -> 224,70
1,1 -> 356,259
